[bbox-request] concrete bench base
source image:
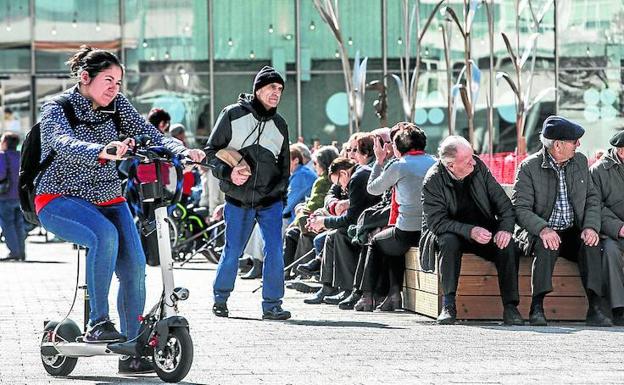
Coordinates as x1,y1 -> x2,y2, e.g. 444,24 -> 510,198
403,248 -> 587,321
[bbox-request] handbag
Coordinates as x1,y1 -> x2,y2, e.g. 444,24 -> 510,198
0,153 -> 11,195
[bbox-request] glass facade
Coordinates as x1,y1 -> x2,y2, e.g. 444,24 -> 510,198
0,0 -> 621,155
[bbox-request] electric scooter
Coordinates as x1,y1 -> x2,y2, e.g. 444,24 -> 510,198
40,142 -> 195,383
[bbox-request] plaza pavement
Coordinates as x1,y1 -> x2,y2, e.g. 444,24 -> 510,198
1,233 -> 624,385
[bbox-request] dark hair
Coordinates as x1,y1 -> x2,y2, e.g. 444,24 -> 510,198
328,157 -> 356,176
393,122 -> 427,154
147,108 -> 171,127
355,133 -> 375,157
313,145 -> 339,174
66,45 -> 124,80
289,145 -> 304,166
1,132 -> 19,150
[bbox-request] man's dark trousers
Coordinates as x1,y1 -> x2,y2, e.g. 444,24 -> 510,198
437,231 -> 520,305
530,227 -> 602,297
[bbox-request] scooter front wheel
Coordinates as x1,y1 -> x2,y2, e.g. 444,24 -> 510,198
152,327 -> 193,383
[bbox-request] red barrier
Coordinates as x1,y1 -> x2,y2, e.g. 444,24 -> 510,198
479,152 -> 527,185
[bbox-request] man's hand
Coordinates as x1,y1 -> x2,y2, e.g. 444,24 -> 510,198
581,228 -> 599,247
619,225 -> 624,238
231,164 -> 251,186
210,204 -> 224,222
335,199 -> 349,216
539,227 -> 561,250
183,148 -> 206,163
470,226 -> 492,245
493,230 -> 512,249
308,215 -> 326,232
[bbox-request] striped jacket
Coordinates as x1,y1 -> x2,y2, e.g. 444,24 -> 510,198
205,93 -> 290,208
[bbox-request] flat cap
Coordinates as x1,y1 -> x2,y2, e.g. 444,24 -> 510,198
541,115 -> 585,141
609,130 -> 624,147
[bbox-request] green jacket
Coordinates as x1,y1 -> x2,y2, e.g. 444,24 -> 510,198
590,148 -> 624,240
419,156 -> 514,271
512,148 -> 601,252
293,173 -> 332,230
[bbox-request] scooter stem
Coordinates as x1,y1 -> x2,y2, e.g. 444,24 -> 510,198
155,205 -> 177,318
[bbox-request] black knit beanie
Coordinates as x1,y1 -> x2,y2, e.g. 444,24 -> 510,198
253,66 -> 285,93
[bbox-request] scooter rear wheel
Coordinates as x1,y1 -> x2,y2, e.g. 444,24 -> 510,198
40,328 -> 78,376
152,327 -> 193,383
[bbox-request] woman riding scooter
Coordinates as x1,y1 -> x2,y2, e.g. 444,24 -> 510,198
35,45 -> 204,373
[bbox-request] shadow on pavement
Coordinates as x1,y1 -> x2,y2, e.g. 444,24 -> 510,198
0,260 -> 66,264
69,375 -> 205,385
465,322 -> 624,334
173,265 -> 216,271
286,319 -> 406,330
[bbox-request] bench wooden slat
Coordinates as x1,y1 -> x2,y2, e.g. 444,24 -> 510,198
406,248 -> 582,276
403,247 -> 588,321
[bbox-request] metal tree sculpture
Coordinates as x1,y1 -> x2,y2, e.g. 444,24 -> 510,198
441,0 -> 481,147
496,0 -> 555,155
390,0 -> 445,122
313,0 -> 368,134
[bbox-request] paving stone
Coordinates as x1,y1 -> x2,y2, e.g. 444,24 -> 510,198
1,236 -> 624,384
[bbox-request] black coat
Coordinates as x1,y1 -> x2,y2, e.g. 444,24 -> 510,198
204,94 -> 289,208
419,156 -> 515,271
324,165 -> 381,229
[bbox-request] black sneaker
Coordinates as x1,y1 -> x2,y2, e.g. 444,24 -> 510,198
262,305 -> 291,320
118,355 -> 155,374
212,302 -> 229,317
84,319 -> 126,343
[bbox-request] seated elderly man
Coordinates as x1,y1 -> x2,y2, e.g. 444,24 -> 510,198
590,131 -> 624,326
421,135 -> 522,325
513,116 -> 611,327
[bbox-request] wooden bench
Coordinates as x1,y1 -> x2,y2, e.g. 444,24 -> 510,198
403,247 -> 588,321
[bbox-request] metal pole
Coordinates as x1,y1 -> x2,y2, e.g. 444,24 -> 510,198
381,0 -> 387,97
29,0 -> 36,128
295,0 -> 302,139
119,0 -> 126,89
553,0 -> 559,115
208,0 -> 215,129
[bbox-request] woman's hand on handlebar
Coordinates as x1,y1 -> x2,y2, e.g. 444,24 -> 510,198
183,148 -> 206,163
99,137 -> 135,160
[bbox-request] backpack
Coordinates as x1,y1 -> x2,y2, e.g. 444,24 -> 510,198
18,94 -> 121,225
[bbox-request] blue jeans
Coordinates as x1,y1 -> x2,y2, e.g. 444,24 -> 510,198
313,231 -> 327,256
213,201 -> 284,312
38,197 -> 146,338
0,199 -> 26,258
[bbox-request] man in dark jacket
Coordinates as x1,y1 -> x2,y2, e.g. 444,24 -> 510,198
205,66 -> 291,320
513,115 -> 611,327
589,130 -> 624,326
421,135 -> 522,325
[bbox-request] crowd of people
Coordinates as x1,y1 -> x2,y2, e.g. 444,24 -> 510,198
272,116 -> 624,329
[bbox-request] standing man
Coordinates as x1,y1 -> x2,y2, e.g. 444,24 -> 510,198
513,116 -> 611,327
589,131 -> 624,325
420,136 -> 522,325
205,66 -> 291,320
